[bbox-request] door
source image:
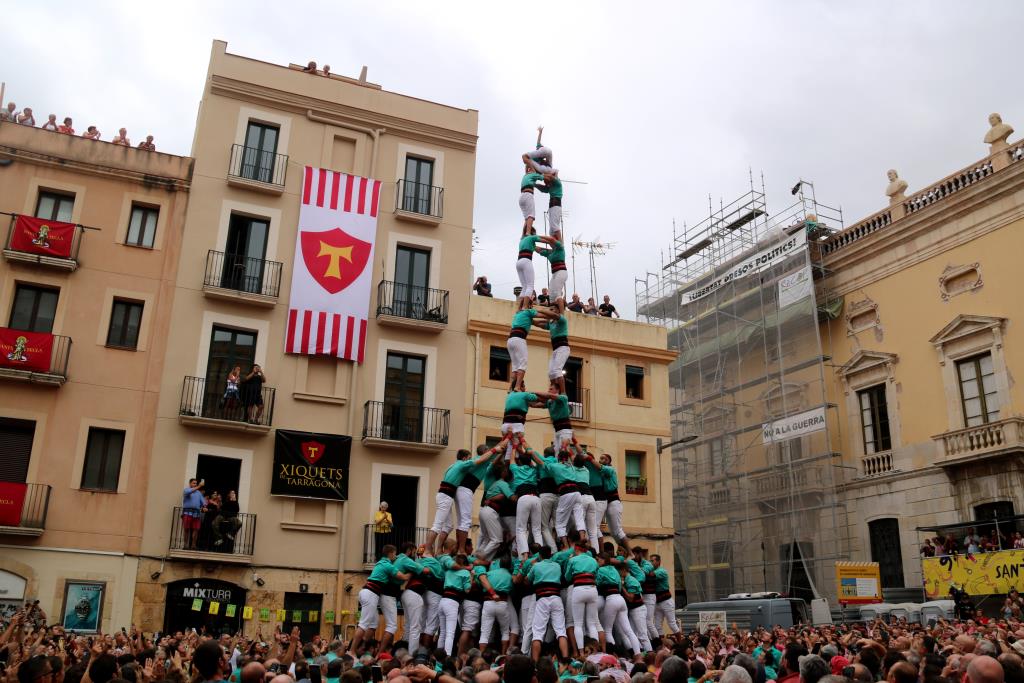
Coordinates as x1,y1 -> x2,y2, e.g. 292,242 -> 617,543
0,418 -> 35,483
195,455 -> 241,506
393,246 -> 430,318
242,122 -> 279,183
221,214 -> 269,294
204,327 -> 257,420
9,285 -> 59,333
868,518 -> 905,588
383,353 -> 425,442
283,592 -> 322,642
780,542 -> 814,603
379,474 -> 419,552
402,157 -> 434,214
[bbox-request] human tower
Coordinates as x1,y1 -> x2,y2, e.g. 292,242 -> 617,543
350,129 -> 680,661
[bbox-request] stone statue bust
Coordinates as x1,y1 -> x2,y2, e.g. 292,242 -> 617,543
885,169 -> 908,205
983,112 -> 1014,152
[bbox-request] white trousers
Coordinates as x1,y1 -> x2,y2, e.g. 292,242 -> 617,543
401,590 -> 424,646
479,600 -> 511,645
477,506 -> 504,559
507,336 -> 528,372
515,494 -> 543,555
548,203 -> 563,234
604,499 -> 626,543
357,588 -> 380,630
555,491 -> 584,538
601,594 -> 640,654
430,492 -> 455,534
509,597 -> 520,635
515,259 -> 535,299
501,422 -> 525,461
520,594 -> 536,644
579,493 -> 599,542
460,600 -> 481,633
594,500 -> 608,542
548,346 -> 570,380
455,486 -> 474,532
438,597 -> 461,655
526,147 -> 556,175
643,594 -> 658,640
570,585 -> 602,649
532,595 -> 566,641
654,598 -> 680,634
562,586 -> 574,628
549,269 -> 568,301
519,191 -> 536,219
553,428 -> 574,453
629,605 -> 652,652
380,595 -> 398,634
423,590 -> 442,637
540,493 -> 559,550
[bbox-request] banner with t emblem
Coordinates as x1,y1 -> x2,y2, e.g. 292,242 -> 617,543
285,166 -> 382,363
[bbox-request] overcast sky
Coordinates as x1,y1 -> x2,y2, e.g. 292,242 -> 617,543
4,1 -> 1021,318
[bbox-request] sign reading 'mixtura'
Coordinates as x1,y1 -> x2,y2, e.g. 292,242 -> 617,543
271,429 -> 351,501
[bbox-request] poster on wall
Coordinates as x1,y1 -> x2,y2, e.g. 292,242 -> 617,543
271,430 -> 352,501
681,230 -> 807,304
778,265 -> 813,308
762,405 -> 827,444
61,581 -> 105,633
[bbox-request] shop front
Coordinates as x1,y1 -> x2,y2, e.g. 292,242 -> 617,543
163,578 -> 245,635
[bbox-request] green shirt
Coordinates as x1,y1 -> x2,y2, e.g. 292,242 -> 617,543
601,466 -> 618,492
565,552 -> 598,580
573,465 -> 590,486
548,315 -> 568,339
584,460 -> 603,488
547,395 -> 571,423
505,391 -> 539,413
511,309 -> 538,331
550,460 -> 577,485
462,453 -> 495,487
510,462 -> 538,490
623,574 -> 642,596
438,554 -> 454,571
538,176 -> 564,199
393,554 -> 423,578
441,458 -> 474,486
443,567 -> 471,593
653,567 -> 670,592
518,234 -> 541,253
419,555 -> 442,581
485,479 -> 513,501
521,172 -> 544,191
527,559 -> 562,586
596,565 -> 621,588
368,558 -> 397,583
551,547 -> 574,573
544,241 -> 566,264
485,567 -> 513,594
621,557 -> 645,583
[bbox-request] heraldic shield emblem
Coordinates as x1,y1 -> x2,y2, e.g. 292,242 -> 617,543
300,441 -> 327,465
300,228 -> 372,295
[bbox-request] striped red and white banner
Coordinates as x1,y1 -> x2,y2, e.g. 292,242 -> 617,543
285,166 -> 381,363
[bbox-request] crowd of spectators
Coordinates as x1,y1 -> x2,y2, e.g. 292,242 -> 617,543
7,594 -> 1024,683
920,527 -> 1024,558
474,279 -> 623,320
0,100 -> 157,151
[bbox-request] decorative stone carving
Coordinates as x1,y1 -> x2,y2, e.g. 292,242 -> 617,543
983,113 -> 1014,153
885,169 -> 908,205
938,262 -> 983,301
846,297 -> 881,338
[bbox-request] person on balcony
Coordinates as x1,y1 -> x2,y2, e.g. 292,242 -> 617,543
138,135 -> 157,151
241,364 -> 267,424
82,126 -> 101,140
373,501 -> 394,558
40,114 -> 58,131
111,128 -> 131,146
212,490 -> 242,551
223,366 -> 242,417
17,107 -> 36,126
58,117 -> 74,135
181,478 -> 206,550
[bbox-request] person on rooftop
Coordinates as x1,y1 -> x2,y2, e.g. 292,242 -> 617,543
112,128 -> 131,146
58,117 -> 74,135
137,135 -> 156,151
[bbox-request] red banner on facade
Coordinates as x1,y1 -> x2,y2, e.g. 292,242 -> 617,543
0,328 -> 53,372
0,482 -> 27,526
9,215 -> 76,258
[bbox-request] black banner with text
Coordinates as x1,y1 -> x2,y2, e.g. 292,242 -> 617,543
271,429 -> 351,501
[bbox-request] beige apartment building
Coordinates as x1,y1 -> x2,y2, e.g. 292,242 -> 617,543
0,122 -> 192,630
465,296 -> 677,574
134,42 -> 479,637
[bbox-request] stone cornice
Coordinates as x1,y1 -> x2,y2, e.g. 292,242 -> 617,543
0,143 -> 192,192
467,319 -> 678,363
209,76 -> 479,152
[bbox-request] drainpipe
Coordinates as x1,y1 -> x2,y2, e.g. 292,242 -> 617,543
471,333 -> 481,445
337,364 -> 359,634
305,110 -> 385,177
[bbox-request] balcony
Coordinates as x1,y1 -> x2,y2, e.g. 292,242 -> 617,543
362,400 -> 450,452
932,417 -> 1024,469
569,388 -> 590,423
750,464 -> 826,508
226,144 -> 288,194
859,451 -> 896,478
3,219 -> 83,272
0,483 -> 51,537
0,331 -> 71,386
375,280 -> 449,331
178,376 -> 275,434
362,524 -> 428,567
168,506 -> 256,564
202,250 -> 282,307
394,180 -> 443,224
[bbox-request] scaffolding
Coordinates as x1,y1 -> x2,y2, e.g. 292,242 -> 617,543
635,177 -> 851,605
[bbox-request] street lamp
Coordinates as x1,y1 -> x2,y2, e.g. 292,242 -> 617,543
655,433 -> 698,454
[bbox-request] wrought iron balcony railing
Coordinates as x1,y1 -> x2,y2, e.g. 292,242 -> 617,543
362,400 -> 450,448
179,375 -> 276,429
395,179 -> 443,219
376,280 -> 449,324
204,250 -> 283,299
227,144 -> 287,187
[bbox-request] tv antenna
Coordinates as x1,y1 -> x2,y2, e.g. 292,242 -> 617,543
571,238 -> 616,302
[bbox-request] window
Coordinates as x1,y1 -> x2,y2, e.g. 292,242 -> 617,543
241,122 -> 280,183
485,436 -> 502,450
222,213 -> 270,293
711,541 -> 734,598
773,438 -> 803,466
858,384 -> 892,454
383,352 -> 426,442
0,418 -> 36,484
393,245 -> 431,317
709,438 -> 726,476
564,357 -> 583,403
9,284 -> 59,333
81,428 -> 125,491
126,204 -> 159,248
625,365 -> 645,399
488,346 -> 510,384
106,299 -> 144,349
402,157 -> 435,214
35,191 -> 74,222
957,353 -> 1000,427
625,451 -> 646,495
868,518 -> 905,588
